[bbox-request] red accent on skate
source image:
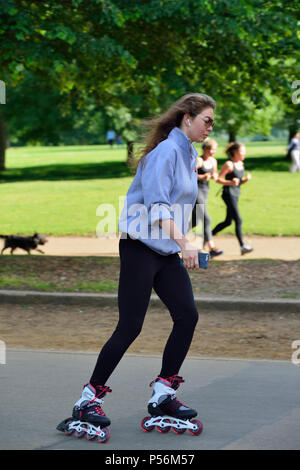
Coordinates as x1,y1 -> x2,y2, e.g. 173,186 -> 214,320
167,375 -> 185,388
94,406 -> 105,416
149,377 -> 172,387
149,375 -> 185,389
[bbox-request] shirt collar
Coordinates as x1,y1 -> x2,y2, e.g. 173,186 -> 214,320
168,127 -> 198,162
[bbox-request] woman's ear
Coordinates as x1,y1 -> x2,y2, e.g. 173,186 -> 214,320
182,113 -> 191,127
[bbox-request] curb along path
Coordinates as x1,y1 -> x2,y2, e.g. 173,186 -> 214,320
1,289 -> 299,313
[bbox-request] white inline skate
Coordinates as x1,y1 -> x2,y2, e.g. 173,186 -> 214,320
57,383 -> 111,443
141,375 -> 203,436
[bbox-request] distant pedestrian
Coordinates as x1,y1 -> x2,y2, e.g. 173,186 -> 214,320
189,138 -> 224,258
287,132 -> 300,173
106,130 -> 116,147
212,142 -> 253,255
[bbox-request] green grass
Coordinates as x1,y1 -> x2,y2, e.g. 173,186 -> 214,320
0,274 -> 118,292
0,255 -> 121,292
0,141 -> 299,236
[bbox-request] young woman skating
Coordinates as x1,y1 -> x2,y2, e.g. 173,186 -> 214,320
57,93 -> 216,441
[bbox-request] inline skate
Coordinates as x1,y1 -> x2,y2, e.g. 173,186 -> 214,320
57,383 -> 111,443
141,375 -> 203,436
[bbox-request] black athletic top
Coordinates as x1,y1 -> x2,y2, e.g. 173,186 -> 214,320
197,159 -> 213,192
223,162 -> 245,197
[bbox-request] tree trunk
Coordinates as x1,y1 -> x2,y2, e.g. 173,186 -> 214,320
0,119 -> 6,171
228,130 -> 236,142
126,141 -> 135,172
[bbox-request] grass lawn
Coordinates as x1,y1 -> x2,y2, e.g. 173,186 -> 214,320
0,141 -> 299,236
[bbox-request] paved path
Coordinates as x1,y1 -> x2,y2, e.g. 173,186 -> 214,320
5,234 -> 298,260
1,350 -> 300,450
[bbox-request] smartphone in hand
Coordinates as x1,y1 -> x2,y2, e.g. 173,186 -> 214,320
198,252 -> 210,269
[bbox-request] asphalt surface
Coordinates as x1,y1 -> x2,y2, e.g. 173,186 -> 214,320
1,350 -> 300,450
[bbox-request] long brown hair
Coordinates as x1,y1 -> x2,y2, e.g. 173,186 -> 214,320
137,93 -> 216,168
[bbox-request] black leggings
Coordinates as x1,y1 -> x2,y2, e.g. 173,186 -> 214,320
90,236 -> 199,386
190,189 -> 212,245
212,192 -> 244,247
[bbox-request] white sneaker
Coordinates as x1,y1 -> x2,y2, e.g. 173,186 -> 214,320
241,245 -> 253,255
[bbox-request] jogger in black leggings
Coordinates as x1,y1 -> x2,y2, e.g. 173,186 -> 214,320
213,192 -> 243,246
212,142 -> 253,255
59,93 -> 216,441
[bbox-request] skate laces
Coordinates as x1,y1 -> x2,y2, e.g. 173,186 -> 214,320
86,384 -> 111,407
167,376 -> 188,407
149,375 -> 185,388
95,385 -> 112,398
93,386 -> 111,405
93,386 -> 111,415
94,405 -> 105,416
167,375 -> 185,390
162,376 -> 187,408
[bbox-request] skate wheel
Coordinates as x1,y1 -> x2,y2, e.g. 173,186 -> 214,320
97,427 -> 110,444
141,416 -> 155,432
62,419 -> 74,436
75,429 -> 86,438
64,426 -> 74,437
86,431 -> 96,441
188,419 -> 203,436
157,418 -> 171,433
57,417 -> 74,435
173,422 -> 186,434
75,423 -> 87,439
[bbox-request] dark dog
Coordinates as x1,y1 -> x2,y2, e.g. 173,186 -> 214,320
0,233 -> 48,254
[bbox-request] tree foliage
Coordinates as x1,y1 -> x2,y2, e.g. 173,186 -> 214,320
0,0 -> 299,168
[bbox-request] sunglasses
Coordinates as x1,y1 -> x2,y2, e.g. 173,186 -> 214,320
201,117 -> 215,128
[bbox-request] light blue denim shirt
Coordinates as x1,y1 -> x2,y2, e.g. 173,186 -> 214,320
118,127 -> 198,255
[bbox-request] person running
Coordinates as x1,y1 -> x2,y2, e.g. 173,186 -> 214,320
59,93 -> 216,441
212,142 -> 253,255
189,138 -> 224,258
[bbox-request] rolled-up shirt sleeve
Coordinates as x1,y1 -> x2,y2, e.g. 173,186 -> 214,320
141,144 -> 176,225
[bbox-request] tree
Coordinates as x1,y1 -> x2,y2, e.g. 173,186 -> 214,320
1,0 -> 299,169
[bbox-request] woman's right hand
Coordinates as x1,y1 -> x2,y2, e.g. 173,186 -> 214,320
181,242 -> 199,270
232,177 -> 240,186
